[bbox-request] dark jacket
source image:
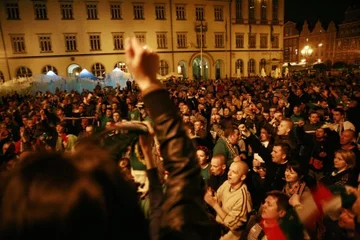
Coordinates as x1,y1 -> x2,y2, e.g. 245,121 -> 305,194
143,88 -> 221,240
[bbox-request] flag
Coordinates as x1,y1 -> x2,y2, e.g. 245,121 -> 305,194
270,24 -> 275,42
225,20 -> 228,42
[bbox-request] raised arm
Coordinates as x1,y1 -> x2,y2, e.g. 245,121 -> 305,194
125,38 -> 220,239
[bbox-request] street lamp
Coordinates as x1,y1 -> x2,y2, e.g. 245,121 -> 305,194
301,45 -> 313,72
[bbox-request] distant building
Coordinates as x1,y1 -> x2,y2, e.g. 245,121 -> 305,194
0,0 -> 285,82
299,20 -> 337,67
283,21 -> 299,63
335,5 -> 360,64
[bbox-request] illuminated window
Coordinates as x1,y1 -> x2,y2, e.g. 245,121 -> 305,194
159,60 -> 169,76
16,66 -> 32,78
91,63 -> 105,78
235,59 -> 243,73
42,65 -> 58,75
248,59 -> 255,74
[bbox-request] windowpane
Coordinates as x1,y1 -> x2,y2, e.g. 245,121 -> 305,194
159,60 -> 169,76
64,34 -> 77,51
177,32 -> 187,48
215,33 -> 224,48
91,63 -> 105,78
5,3 -> 20,20
156,33 -> 167,49
11,35 -> 26,53
39,35 -> 52,52
133,4 -> 144,19
155,5 -> 165,20
61,3 -> 73,19
113,33 -> 124,50
235,33 -> 244,48
16,67 -> 32,78
89,34 -> 101,51
42,65 -> 58,75
110,3 -> 122,19
176,5 -> 186,20
34,3 -> 47,20
86,3 -> 98,19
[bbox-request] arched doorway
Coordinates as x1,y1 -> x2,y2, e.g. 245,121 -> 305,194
192,56 -> 209,80
178,60 -> 187,78
67,63 -> 82,78
214,59 -> 224,79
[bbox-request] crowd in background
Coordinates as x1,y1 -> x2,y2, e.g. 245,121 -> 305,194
1,67 -> 360,239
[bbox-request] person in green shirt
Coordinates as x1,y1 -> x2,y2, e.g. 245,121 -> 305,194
196,145 -> 211,185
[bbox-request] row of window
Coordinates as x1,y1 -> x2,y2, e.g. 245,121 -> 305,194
10,32 -> 279,54
235,58 -> 267,74
236,0 -> 279,23
2,58 -> 271,81
5,1 -> 279,22
12,60 -> 171,79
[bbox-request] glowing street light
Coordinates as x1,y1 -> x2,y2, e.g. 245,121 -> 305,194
301,45 -> 313,57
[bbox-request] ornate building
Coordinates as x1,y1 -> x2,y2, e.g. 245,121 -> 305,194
0,0 -> 284,82
299,20 -> 337,67
335,5 -> 360,64
283,21 -> 299,63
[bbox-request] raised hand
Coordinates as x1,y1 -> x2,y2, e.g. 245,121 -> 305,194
125,38 -> 161,91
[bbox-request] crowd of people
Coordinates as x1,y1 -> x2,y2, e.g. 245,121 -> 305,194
0,38 -> 360,240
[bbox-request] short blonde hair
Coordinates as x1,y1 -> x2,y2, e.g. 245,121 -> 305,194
335,149 -> 356,169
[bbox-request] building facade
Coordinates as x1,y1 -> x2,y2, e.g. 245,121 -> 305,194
283,21 -> 299,63
0,0 -> 284,82
335,5 -> 360,64
298,20 -> 337,67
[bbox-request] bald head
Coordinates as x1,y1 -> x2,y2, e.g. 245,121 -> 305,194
231,161 -> 249,177
228,161 -> 249,187
210,154 -> 226,176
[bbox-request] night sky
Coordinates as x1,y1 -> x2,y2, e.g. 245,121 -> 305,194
285,0 -> 358,30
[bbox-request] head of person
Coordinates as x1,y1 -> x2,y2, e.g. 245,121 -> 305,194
210,154 -> 226,176
315,127 -> 327,141
196,146 -> 210,167
338,208 -> 356,231
224,126 -> 240,145
194,120 -> 205,134
308,111 -> 320,124
332,108 -> 345,123
261,191 -> 290,221
0,144 -> 149,239
271,143 -> 290,164
277,120 -> 293,136
284,161 -> 305,184
293,105 -> 301,115
227,161 -> 248,187
340,129 -> 356,146
182,114 -> 190,123
333,149 -> 356,172
112,112 -> 121,123
260,127 -> 271,142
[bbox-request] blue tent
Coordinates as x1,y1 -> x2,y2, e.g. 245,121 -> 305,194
78,69 -> 97,80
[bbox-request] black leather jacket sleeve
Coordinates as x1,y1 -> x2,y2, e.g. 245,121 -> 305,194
143,89 -> 221,240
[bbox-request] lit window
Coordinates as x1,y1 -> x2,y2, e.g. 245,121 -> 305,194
16,66 -> 32,78
159,60 -> 169,76
91,63 -> 105,78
